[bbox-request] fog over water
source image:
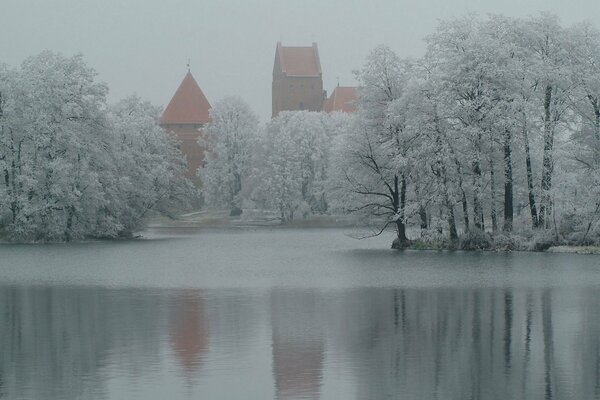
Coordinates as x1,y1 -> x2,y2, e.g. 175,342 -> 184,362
1,0 -> 599,119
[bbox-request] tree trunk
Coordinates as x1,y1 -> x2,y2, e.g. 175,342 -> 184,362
522,113 -> 539,228
231,171 -> 242,215
595,103 -> 600,142
448,143 -> 469,233
434,129 -> 457,241
589,95 -> 600,142
414,183 -> 428,236
539,85 -> 555,229
472,157 -> 484,231
447,205 -> 458,242
442,172 -> 458,242
65,205 -> 75,242
489,150 -> 498,234
503,128 -> 513,232
395,174 -> 408,244
419,205 -> 428,234
472,129 -> 485,231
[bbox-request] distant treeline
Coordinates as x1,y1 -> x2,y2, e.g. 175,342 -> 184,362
200,13 -> 600,249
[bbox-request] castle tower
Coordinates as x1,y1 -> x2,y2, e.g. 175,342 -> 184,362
160,70 -> 211,184
322,85 -> 357,113
272,42 -> 324,118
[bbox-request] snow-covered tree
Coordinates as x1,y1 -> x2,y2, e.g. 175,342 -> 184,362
107,96 -> 194,233
330,14 -> 600,248
199,96 -> 258,215
517,14 -> 573,229
0,51 -> 192,241
331,46 -> 418,246
251,111 -> 332,222
560,22 -> 600,242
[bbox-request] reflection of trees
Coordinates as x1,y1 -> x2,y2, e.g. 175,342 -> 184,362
0,286 -> 266,399
2,284 -> 600,400
208,291 -> 263,360
325,287 -> 600,400
0,286 -> 166,400
542,289 -> 555,400
270,289 -> 325,400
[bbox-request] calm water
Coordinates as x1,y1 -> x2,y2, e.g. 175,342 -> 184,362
1,228 -> 600,400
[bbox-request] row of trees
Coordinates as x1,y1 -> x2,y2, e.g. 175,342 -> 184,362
200,13 -> 600,249
0,51 -> 192,241
334,13 -> 600,248
200,101 -> 350,222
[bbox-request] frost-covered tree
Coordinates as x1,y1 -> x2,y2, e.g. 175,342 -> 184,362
425,15 -> 511,233
560,22 -> 600,242
107,96 -> 194,233
0,51 -> 192,241
0,52 -> 111,240
330,14 -> 600,248
516,14 -> 573,229
251,111 -> 332,222
199,97 -> 258,215
331,46 -> 417,246
402,63 -> 461,241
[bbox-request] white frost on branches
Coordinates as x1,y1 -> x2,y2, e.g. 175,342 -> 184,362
0,51 -> 193,241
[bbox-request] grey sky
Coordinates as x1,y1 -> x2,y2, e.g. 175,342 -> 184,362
1,0 -> 599,120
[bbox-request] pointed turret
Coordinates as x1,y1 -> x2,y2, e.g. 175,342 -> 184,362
160,71 -> 212,184
161,70 -> 211,125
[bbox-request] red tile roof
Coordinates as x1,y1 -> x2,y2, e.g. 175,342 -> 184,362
276,42 -> 322,77
160,71 -> 211,125
323,86 -> 357,113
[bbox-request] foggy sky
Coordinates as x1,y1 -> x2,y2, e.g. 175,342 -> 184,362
1,0 -> 599,121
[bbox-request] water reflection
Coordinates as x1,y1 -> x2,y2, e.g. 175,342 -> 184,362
271,289 -> 324,400
169,292 -> 208,375
1,285 -> 600,399
0,286 -> 165,400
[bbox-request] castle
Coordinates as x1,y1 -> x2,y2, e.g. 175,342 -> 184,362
161,42 -> 356,179
272,42 -> 357,117
159,70 -> 211,185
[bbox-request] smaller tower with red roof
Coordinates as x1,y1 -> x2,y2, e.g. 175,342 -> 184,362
323,85 -> 357,113
160,70 -> 211,183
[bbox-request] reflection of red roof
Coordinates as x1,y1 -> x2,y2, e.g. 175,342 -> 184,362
276,42 -> 322,77
170,294 -> 208,374
323,86 -> 357,113
160,71 -> 211,125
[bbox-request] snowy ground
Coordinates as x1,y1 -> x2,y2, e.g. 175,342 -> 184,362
547,246 -> 600,255
145,209 -> 359,229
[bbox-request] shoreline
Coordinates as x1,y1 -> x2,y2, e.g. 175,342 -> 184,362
546,245 -> 600,255
144,211 -> 600,256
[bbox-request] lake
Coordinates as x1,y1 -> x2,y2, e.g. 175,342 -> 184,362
1,227 -> 599,399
